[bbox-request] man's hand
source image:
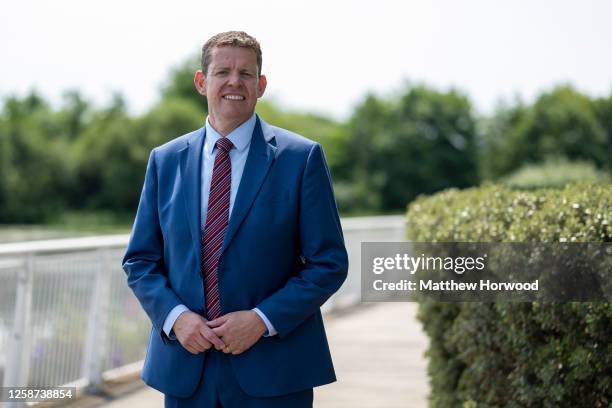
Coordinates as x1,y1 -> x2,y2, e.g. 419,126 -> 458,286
206,311 -> 267,355
172,310 -> 226,355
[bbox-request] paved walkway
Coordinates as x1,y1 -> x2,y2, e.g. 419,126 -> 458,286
101,302 -> 429,407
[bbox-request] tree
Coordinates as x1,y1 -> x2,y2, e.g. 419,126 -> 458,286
159,56 -> 207,112
71,97 -> 203,212
58,90 -> 91,141
339,85 -> 479,213
480,85 -> 608,179
478,100 -> 528,180
0,92 -> 72,222
334,94 -> 389,213
593,91 -> 612,173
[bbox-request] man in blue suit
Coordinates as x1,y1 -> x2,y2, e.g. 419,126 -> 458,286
122,31 -> 348,407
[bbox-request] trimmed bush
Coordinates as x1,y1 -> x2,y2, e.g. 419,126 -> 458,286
407,183 -> 611,407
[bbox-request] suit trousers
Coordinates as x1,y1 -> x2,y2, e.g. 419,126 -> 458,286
163,349 -> 313,408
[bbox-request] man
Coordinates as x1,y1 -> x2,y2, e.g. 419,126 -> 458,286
122,31 -> 348,407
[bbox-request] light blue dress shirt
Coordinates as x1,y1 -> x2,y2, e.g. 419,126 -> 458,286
163,113 -> 277,339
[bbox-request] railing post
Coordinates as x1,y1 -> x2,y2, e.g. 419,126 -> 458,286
3,254 -> 34,408
81,249 -> 111,393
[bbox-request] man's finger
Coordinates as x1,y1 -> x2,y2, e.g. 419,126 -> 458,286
192,333 -> 212,351
211,326 -> 226,338
187,339 -> 206,353
206,315 -> 229,327
200,326 -> 226,349
185,345 -> 200,355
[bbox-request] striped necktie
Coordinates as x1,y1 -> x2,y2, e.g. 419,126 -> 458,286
202,137 -> 234,320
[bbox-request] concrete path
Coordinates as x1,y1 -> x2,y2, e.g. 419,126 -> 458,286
100,302 -> 429,408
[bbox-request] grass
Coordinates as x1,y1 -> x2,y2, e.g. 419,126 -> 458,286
0,211 -> 133,243
1,209 -> 402,243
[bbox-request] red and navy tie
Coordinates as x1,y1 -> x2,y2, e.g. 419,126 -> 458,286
202,137 -> 234,320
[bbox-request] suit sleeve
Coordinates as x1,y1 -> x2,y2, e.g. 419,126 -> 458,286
122,149 -> 183,343
256,143 -> 349,338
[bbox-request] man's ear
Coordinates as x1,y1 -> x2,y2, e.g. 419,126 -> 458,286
257,74 -> 267,98
194,70 -> 207,96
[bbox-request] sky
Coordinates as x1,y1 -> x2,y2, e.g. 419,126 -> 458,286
2,0 -> 612,120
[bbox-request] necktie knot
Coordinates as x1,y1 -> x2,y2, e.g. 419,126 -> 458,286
216,138 -> 234,153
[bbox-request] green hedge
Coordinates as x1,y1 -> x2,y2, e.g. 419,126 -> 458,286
406,183 -> 611,407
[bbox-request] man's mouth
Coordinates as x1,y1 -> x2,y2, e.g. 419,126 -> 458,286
223,95 -> 245,101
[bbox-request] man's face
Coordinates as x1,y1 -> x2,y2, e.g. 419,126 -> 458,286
196,46 -> 266,133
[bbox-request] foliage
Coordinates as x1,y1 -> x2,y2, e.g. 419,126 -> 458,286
407,183 -> 612,407
0,93 -> 72,222
1,56 -> 612,222
501,158 -> 611,190
480,85 -> 609,180
159,55 -> 208,113
72,97 -> 203,211
338,85 -> 479,213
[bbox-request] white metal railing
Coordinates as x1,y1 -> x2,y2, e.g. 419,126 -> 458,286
0,215 -> 405,403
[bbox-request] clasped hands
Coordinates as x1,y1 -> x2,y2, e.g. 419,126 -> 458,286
172,310 -> 267,355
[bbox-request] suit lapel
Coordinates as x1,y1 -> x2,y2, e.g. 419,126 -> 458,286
179,127 -> 206,268
221,117 -> 277,255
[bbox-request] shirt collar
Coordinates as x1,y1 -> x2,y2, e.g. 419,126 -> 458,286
204,113 -> 257,155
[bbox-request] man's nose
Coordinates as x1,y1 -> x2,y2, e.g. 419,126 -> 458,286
227,72 -> 241,86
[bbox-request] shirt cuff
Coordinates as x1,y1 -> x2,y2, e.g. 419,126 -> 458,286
163,304 -> 190,340
252,307 -> 277,337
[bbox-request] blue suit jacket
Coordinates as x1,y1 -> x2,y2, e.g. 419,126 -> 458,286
122,116 -> 348,398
